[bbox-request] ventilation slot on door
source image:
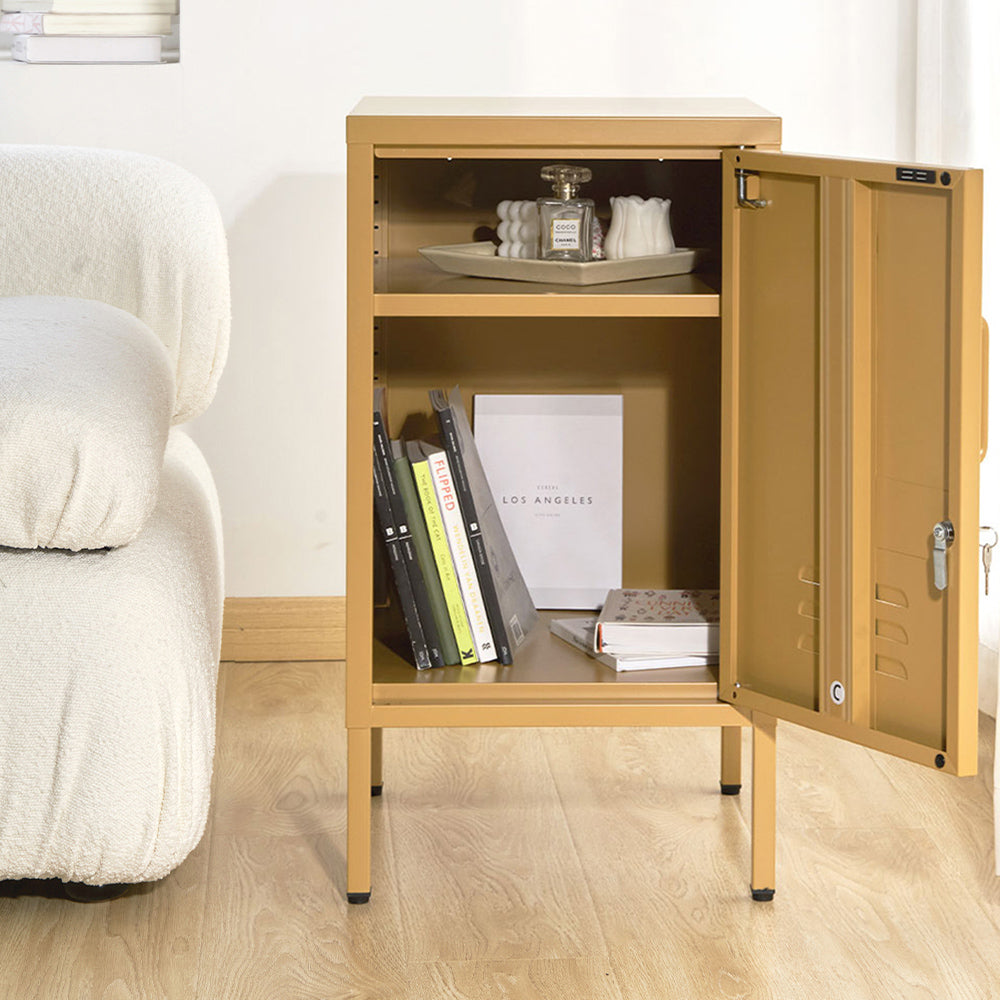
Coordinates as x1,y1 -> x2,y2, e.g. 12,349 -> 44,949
796,568 -> 820,660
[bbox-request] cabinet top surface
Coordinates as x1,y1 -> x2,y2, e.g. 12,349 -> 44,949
349,96 -> 777,120
348,97 -> 781,150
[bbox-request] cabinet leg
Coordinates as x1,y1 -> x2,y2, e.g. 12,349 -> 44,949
720,726 -> 742,794
371,727 -> 383,796
347,727 -> 373,903
750,711 -> 777,902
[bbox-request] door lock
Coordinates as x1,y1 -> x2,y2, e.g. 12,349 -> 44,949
932,520 -> 955,591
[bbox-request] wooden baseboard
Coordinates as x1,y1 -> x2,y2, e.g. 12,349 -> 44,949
221,596 -> 345,662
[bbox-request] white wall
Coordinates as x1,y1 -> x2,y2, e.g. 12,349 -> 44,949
0,0 -> 933,599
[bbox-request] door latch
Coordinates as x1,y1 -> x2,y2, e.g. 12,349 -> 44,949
932,520 -> 955,591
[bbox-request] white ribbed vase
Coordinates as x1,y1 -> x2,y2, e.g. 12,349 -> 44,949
604,195 -> 675,259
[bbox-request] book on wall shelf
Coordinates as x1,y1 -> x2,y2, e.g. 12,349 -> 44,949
1,0 -> 177,11
1,0 -> 178,62
1,10 -> 170,31
595,588 -> 720,656
549,616 -> 719,672
9,31 -> 161,60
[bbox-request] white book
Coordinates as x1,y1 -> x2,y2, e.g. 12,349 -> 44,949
1,11 -> 172,33
11,31 -> 160,60
474,393 -> 623,609
2,0 -> 177,11
550,616 -> 718,672
423,442 -> 496,664
595,589 -> 720,655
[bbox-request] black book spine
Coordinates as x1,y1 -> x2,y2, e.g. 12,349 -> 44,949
432,396 -> 513,665
373,411 -> 446,668
372,450 -> 431,670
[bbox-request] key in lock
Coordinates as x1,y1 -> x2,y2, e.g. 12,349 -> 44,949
980,526 -> 997,595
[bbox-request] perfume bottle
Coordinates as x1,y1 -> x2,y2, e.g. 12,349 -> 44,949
537,164 -> 594,262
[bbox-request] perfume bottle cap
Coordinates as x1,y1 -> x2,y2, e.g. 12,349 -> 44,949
541,164 -> 592,200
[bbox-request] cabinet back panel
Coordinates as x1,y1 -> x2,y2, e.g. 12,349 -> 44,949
379,316 -> 720,594
379,158 -> 721,262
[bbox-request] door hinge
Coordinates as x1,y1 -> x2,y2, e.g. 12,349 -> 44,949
736,169 -> 769,210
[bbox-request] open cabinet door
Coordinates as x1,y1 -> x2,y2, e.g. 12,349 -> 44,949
720,149 -> 983,775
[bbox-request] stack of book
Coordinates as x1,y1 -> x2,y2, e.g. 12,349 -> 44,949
550,588 -> 720,672
2,0 -> 177,64
373,386 -> 538,670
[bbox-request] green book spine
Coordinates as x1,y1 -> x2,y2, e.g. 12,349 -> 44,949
392,447 -> 461,666
410,446 -> 478,665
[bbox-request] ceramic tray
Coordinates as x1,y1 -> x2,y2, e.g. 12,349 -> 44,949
417,242 -> 703,286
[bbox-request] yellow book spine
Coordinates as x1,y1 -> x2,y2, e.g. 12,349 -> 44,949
413,459 -> 477,665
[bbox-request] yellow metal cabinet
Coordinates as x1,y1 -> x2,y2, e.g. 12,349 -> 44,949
344,98 -> 984,904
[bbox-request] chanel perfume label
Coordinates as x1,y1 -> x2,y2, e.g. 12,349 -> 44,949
550,218 -> 581,250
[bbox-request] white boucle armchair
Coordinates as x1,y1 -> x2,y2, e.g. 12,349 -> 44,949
0,146 -> 230,899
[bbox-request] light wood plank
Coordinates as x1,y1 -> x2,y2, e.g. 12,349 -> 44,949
383,724 -> 608,963
407,958 -> 627,1000
0,877 -> 215,1000
210,664 -> 344,838
764,717 -> 930,831
537,725 -> 757,947
221,596 -> 344,662
774,826 -> 1000,999
866,711 -> 1000,915
544,719 -> 1000,999
196,662 -> 408,999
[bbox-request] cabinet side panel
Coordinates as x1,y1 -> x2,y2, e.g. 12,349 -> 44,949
346,143 -> 376,726
870,185 -> 950,748
734,175 -> 821,709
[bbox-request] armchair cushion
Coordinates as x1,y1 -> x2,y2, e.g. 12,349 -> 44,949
0,295 -> 174,551
0,429 -> 223,884
0,145 -> 230,424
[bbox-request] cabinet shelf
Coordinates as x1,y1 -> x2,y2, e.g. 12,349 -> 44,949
370,612 -> 729,727
372,610 -> 720,700
373,257 -> 720,317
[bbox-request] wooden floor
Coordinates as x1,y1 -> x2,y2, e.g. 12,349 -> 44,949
2,661 -> 999,1000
